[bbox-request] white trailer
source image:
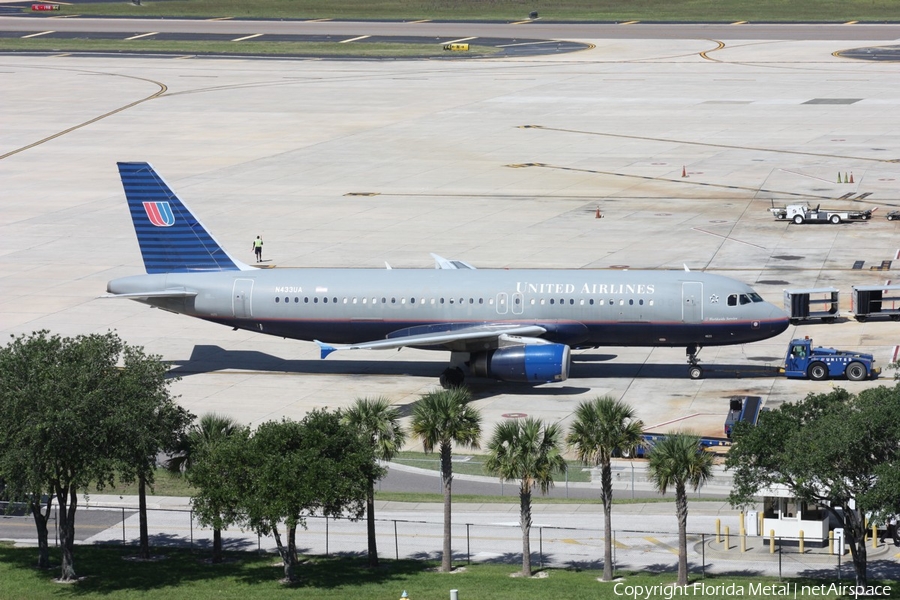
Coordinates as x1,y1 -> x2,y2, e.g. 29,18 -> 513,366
774,203 -> 875,224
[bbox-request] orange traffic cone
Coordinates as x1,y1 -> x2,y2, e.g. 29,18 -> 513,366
595,207 -> 603,219
682,166 -> 687,178
850,172 -> 854,183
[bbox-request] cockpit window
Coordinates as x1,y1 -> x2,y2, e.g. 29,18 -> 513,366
729,292 -> 764,306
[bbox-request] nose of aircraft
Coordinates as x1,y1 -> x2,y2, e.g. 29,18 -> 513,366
766,302 -> 790,335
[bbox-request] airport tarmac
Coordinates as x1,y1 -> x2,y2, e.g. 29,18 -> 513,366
2,28 -> 900,448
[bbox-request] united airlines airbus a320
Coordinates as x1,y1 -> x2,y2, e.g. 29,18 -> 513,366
106,162 -> 790,387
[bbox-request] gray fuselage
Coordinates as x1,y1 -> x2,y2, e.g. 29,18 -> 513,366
107,268 -> 789,351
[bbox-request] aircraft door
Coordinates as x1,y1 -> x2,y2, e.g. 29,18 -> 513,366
682,282 -> 703,323
511,292 -> 524,315
496,292 -> 508,315
233,279 -> 254,318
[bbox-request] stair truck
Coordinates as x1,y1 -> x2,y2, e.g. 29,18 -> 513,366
782,338 -> 880,381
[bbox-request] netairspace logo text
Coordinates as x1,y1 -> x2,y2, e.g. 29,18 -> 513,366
613,582 -> 892,599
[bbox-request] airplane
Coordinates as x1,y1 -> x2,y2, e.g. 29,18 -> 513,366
106,162 -> 790,387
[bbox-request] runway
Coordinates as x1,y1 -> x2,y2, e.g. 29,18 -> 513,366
2,21 -> 900,447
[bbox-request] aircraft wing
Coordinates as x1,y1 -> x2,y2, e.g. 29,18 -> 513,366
431,253 -> 476,269
315,323 -> 547,359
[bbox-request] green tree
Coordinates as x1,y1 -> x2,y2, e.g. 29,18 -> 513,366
166,413 -> 243,563
726,386 -> 900,588
566,395 -> 644,581
410,388 -> 481,572
236,410 -> 373,583
0,331 -> 133,581
485,417 -> 566,576
0,332 -> 59,569
113,344 -> 193,560
342,396 -> 406,568
647,431 -> 714,587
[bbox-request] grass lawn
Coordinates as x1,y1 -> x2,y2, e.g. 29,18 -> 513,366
392,451 -> 594,483
37,0 -> 900,22
1,544 -> 894,599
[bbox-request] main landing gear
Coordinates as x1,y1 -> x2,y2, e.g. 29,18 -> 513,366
439,367 -> 465,389
439,352 -> 469,389
686,344 -> 704,380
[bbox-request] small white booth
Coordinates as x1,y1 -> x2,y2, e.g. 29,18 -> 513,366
759,486 -> 829,546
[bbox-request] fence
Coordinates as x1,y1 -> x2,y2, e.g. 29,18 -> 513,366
8,503 -> 885,581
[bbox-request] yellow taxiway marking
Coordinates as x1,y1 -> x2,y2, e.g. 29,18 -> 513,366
644,536 -> 680,555
407,19 -> 431,23
510,18 -> 539,25
21,30 -> 54,38
844,20 -> 859,25
305,18 -> 332,22
731,21 -> 748,25
620,21 -> 640,25
339,35 -> 370,43
231,33 -> 263,42
125,32 -> 158,40
207,16 -> 233,21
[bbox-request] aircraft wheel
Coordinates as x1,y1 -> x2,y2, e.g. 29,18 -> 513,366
830,214 -> 841,224
793,215 -> 804,224
689,365 -> 703,380
807,362 -> 828,381
439,367 -> 465,389
846,362 -> 867,382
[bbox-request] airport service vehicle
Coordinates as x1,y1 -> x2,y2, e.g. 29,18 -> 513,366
105,163 -> 789,387
724,396 -> 763,438
770,203 -> 875,224
782,338 -> 880,381
887,210 -> 900,221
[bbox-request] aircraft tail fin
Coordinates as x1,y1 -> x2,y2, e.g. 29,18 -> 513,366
117,162 -> 252,274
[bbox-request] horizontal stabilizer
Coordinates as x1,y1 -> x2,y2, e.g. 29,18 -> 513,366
101,290 -> 198,299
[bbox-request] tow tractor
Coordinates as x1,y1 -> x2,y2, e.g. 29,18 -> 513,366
769,203 -> 875,224
782,337 -> 880,381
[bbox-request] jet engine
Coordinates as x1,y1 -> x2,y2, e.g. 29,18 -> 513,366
469,344 -> 571,383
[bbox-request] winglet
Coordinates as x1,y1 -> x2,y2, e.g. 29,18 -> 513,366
315,340 -> 338,359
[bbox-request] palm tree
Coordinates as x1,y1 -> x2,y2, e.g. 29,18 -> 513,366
410,387 -> 482,572
646,431 -> 715,587
342,396 -> 406,568
166,412 -> 240,563
566,395 -> 644,581
485,417 -> 567,576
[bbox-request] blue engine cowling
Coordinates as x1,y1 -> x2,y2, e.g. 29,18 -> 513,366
469,344 -> 571,383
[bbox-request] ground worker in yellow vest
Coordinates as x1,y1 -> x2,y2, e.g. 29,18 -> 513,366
252,235 -> 263,262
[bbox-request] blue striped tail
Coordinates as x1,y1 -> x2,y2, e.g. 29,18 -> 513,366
117,162 -> 248,274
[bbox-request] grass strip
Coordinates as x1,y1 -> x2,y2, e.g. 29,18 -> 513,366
32,0 -> 900,23
0,38 -> 500,58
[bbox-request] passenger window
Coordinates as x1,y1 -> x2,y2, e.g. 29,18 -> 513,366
275,297 -> 280,303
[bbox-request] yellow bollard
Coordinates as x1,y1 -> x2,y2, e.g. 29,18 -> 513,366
769,529 -> 775,554
716,519 -> 721,544
759,512 -> 764,537
740,531 -> 746,553
872,523 -> 879,549
799,530 -> 804,554
829,530 -> 834,555
725,526 -> 730,551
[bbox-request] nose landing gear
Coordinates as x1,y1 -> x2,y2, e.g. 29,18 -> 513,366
686,344 -> 704,379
